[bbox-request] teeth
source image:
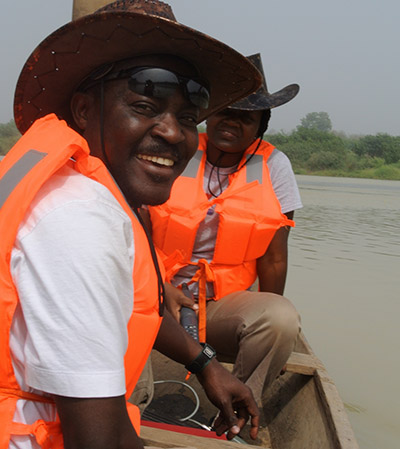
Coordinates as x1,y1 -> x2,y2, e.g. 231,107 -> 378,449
138,154 -> 174,167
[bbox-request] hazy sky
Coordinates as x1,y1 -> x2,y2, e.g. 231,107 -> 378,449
1,0 -> 399,135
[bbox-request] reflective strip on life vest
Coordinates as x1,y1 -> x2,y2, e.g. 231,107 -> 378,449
181,150 -> 202,178
245,153 -> 263,184
0,150 -> 47,208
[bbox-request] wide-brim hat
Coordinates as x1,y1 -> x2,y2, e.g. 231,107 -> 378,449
14,0 -> 262,134
229,53 -> 299,111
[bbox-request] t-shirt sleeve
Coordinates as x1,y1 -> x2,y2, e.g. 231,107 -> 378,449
267,148 -> 303,215
11,196 -> 135,398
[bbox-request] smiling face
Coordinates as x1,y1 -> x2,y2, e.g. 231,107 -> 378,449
71,55 -> 201,207
206,108 -> 263,167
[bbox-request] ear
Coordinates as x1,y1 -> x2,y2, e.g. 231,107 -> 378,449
70,91 -> 95,131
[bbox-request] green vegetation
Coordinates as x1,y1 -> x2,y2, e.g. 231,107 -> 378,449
300,111 -> 332,132
1,114 -> 400,180
0,120 -> 20,156
267,112 -> 400,181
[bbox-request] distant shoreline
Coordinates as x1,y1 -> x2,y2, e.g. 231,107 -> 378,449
293,167 -> 400,181
1,153 -> 398,182
2,120 -> 400,181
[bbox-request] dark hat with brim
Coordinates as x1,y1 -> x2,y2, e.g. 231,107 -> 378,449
14,0 -> 262,134
229,53 -> 299,111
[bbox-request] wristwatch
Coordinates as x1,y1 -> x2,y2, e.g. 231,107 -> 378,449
185,343 -> 216,374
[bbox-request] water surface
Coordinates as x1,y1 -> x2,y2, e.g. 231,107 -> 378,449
285,175 -> 400,449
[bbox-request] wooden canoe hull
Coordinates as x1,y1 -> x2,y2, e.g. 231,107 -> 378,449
141,332 -> 359,449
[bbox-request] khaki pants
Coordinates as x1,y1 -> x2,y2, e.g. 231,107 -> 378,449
129,357 -> 154,414
205,291 -> 300,406
130,291 -> 300,410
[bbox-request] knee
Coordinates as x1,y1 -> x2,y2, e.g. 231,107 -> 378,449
268,295 -> 300,341
252,294 -> 300,343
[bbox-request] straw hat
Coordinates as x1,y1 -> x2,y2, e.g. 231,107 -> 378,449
229,53 -> 299,111
14,0 -> 262,134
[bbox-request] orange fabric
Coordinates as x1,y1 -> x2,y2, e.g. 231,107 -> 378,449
0,115 -> 162,448
126,402 -> 141,437
0,388 -> 53,404
149,133 -> 294,303
9,421 -> 63,449
189,259 -> 215,342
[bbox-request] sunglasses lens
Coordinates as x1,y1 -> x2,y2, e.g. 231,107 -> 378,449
186,79 -> 210,109
128,68 -> 177,97
128,68 -> 209,109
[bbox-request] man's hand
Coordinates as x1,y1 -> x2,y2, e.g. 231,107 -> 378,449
196,360 -> 259,440
155,311 -> 259,440
164,282 -> 198,323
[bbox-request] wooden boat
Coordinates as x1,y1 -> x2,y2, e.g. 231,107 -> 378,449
140,332 -> 359,449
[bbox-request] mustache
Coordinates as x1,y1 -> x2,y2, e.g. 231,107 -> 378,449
136,141 -> 182,162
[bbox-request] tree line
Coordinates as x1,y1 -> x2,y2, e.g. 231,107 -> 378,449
1,113 -> 400,180
0,120 -> 19,156
266,112 -> 400,180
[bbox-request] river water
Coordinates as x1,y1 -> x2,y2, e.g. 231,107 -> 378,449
284,175 -> 400,449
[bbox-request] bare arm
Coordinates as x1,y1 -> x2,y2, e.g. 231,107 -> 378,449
256,211 -> 294,295
54,395 -> 143,449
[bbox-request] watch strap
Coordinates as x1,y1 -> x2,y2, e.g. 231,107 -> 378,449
185,343 -> 216,374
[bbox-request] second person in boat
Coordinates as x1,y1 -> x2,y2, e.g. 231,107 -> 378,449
147,53 -> 303,407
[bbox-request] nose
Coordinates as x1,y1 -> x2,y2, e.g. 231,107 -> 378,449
221,114 -> 240,127
151,113 -> 185,144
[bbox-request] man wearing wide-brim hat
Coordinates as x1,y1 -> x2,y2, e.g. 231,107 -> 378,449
0,1 -> 262,448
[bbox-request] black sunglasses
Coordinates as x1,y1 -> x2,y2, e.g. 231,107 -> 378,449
81,66 -> 210,109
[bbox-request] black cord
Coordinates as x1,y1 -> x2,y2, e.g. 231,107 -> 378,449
133,208 -> 165,317
206,152 -> 226,198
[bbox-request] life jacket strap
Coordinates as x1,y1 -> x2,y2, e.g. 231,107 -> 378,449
190,259 -> 215,342
0,387 -> 54,404
10,420 -> 61,449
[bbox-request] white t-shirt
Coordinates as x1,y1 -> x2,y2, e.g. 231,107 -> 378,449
172,148 -> 303,295
9,164 -> 134,449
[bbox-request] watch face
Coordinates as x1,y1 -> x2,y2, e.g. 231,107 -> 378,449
203,344 -> 216,359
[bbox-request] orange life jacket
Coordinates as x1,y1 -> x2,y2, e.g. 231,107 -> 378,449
149,134 -> 294,340
0,114 -> 163,449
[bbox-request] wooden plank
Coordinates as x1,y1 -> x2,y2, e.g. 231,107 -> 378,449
287,334 -> 359,448
285,351 -> 324,375
313,369 -> 360,449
